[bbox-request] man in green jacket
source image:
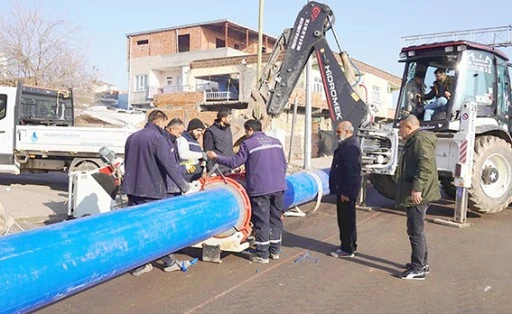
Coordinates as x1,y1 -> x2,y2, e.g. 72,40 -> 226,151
396,114 -> 441,280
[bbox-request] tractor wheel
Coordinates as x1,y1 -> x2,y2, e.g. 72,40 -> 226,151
440,178 -> 456,199
368,174 -> 396,200
468,136 -> 512,213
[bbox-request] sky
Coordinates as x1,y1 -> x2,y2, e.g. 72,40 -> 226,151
3,0 -> 512,90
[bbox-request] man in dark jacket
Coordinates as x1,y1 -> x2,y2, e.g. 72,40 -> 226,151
329,121 -> 362,258
176,118 -> 207,182
207,119 -> 287,264
421,68 -> 454,121
123,111 -> 192,276
396,114 -> 441,280
203,107 -> 234,175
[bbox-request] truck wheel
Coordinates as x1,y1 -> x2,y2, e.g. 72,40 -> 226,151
469,136 -> 512,213
68,158 -> 103,174
368,174 -> 396,200
440,178 -> 456,199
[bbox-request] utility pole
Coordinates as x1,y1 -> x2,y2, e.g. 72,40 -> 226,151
304,0 -> 313,170
257,0 -> 264,81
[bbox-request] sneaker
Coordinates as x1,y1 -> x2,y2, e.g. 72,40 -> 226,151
400,268 -> 425,280
405,263 -> 430,274
270,252 -> 280,260
131,263 -> 153,277
330,249 -> 354,258
249,254 -> 269,264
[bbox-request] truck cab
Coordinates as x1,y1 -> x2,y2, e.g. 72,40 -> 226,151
394,41 -> 512,135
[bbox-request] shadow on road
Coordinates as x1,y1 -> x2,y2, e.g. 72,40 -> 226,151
0,172 -> 68,192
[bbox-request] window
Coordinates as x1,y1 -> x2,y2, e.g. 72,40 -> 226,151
234,43 -> 240,50
372,85 -> 381,103
135,75 -> 148,92
216,38 -> 225,48
178,34 -> 190,52
313,77 -> 323,92
137,39 -> 149,45
261,46 -> 267,53
0,94 -> 7,120
166,76 -> 173,86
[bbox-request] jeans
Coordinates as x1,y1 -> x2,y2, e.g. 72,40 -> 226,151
423,97 -> 448,121
406,203 -> 429,271
336,196 -> 357,254
250,191 -> 285,259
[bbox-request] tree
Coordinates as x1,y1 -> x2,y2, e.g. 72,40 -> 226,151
0,3 -> 99,107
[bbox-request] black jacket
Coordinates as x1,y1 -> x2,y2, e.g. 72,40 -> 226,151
329,136 -> 362,199
203,121 -> 234,174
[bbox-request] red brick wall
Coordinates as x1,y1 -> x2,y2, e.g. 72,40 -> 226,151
154,91 -> 204,107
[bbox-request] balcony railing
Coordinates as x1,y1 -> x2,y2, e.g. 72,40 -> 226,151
205,91 -> 233,101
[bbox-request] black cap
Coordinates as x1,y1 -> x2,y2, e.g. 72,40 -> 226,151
187,118 -> 205,131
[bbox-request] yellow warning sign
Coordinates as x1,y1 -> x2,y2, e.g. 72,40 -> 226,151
351,92 -> 360,102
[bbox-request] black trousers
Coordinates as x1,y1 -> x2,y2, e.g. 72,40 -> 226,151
336,196 -> 357,254
127,195 -> 159,206
250,191 -> 285,259
406,203 -> 429,271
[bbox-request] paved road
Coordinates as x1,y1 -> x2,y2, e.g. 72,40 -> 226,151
38,190 -> 512,314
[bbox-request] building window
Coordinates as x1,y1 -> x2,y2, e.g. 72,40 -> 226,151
234,43 -> 240,50
372,85 -> 381,103
216,38 -> 226,48
313,77 -> 322,92
137,39 -> 149,45
166,76 -> 173,86
135,75 -> 147,92
0,94 -> 7,120
261,46 -> 267,53
178,34 -> 190,52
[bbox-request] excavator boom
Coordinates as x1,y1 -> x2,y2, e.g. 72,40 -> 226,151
263,1 -> 368,130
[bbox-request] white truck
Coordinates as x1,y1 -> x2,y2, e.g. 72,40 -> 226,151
0,84 -> 135,175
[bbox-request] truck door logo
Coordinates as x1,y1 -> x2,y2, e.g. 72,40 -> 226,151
31,131 -> 38,143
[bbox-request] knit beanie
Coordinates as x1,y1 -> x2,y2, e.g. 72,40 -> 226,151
187,118 -> 205,131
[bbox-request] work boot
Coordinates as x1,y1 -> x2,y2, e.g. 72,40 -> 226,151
131,263 -> 153,277
269,252 -> 280,260
249,254 -> 269,264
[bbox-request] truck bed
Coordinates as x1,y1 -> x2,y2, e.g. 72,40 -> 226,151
15,126 -> 136,155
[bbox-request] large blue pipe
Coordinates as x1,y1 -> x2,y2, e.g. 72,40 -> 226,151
0,169 -> 330,313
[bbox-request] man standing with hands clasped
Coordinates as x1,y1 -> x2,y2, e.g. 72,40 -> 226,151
396,114 -> 441,280
329,121 -> 362,259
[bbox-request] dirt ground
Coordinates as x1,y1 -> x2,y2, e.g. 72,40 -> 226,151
28,188 -> 512,314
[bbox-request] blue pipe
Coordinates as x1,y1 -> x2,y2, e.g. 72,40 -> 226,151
0,187 -> 241,314
284,169 -> 330,208
0,169 -> 331,313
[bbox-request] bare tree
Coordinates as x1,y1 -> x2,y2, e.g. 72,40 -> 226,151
0,3 -> 99,107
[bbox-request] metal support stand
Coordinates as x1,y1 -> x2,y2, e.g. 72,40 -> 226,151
356,175 -> 376,211
433,102 -> 476,228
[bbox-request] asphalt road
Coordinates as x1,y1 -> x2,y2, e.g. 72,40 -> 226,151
37,190 -> 512,314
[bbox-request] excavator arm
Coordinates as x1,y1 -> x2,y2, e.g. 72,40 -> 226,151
258,1 -> 368,130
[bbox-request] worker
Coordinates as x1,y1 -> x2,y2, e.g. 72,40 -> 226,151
329,121 -> 362,258
404,71 -> 426,119
396,115 -> 441,280
203,107 -> 234,175
421,68 -> 453,121
176,118 -> 207,182
206,119 -> 287,264
122,110 -> 195,276
165,118 -> 200,193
